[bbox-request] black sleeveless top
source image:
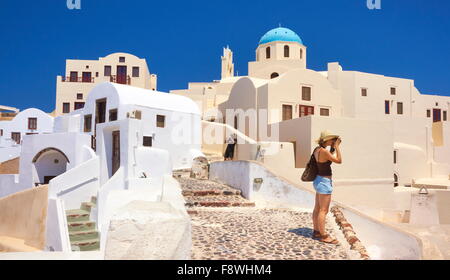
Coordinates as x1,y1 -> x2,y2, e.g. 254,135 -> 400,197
315,147 -> 332,176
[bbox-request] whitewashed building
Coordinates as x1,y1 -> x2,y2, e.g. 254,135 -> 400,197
0,108 -> 54,163
0,82 -> 202,252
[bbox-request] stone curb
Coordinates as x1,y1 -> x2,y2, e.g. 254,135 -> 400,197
331,206 -> 370,260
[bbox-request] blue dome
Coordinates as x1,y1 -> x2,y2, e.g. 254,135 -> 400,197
259,27 -> 303,45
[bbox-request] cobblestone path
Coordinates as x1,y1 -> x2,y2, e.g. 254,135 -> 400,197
175,171 -> 350,260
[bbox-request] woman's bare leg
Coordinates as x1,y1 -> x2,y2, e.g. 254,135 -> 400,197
317,194 -> 332,237
312,193 -> 320,232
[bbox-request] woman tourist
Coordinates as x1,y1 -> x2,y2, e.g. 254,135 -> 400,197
311,130 -> 342,244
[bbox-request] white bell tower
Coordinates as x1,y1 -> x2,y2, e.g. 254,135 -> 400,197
221,46 -> 234,79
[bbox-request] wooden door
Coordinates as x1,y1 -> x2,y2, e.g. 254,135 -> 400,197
82,72 -> 92,83
116,66 -> 127,84
433,109 -> 441,122
95,99 -> 106,124
112,131 -> 120,176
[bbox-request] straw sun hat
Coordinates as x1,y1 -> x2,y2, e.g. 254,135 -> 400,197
315,130 -> 340,144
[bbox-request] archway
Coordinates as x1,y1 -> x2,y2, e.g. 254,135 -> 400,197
394,173 -> 399,187
32,148 -> 70,186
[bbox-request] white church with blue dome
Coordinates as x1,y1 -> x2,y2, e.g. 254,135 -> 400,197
172,26 -> 450,215
250,27 -> 307,78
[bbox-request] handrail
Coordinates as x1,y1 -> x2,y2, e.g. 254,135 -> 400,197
62,76 -> 95,83
109,75 -> 131,85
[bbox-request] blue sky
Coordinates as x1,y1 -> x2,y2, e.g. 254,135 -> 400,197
0,0 -> 449,112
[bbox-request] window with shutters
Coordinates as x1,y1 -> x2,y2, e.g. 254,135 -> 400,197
156,115 -> 165,128
385,101 -> 390,114
302,86 -> 311,101
282,105 -> 293,121
84,115 -> 92,132
320,108 -> 330,116
361,88 -> 367,96
143,136 -> 153,147
109,109 -> 118,122
299,105 -> 314,117
28,118 -> 37,130
63,103 -> 70,113
74,102 -> 85,110
132,67 -> 140,77
104,66 -> 111,76
397,102 -> 403,115
11,132 -> 21,144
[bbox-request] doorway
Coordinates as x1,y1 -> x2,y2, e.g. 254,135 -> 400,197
116,66 -> 127,84
96,98 -> 107,125
433,109 -> 441,122
112,130 -> 120,176
32,148 -> 70,186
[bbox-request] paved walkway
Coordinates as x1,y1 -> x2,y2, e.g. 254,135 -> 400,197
176,172 -> 350,260
190,208 -> 349,260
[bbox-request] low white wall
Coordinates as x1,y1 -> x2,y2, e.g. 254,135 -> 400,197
339,206 -> 422,260
0,174 -> 20,198
45,198 -> 71,252
210,160 -> 423,260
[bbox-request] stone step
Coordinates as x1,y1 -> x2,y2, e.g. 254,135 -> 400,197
66,209 -> 90,223
173,169 -> 192,179
182,189 -> 241,196
71,238 -> 100,251
68,220 -> 96,232
177,177 -> 240,194
81,202 -> 96,212
185,195 -> 255,208
69,229 -> 99,242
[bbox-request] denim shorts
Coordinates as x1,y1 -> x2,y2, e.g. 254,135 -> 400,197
313,175 -> 333,194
